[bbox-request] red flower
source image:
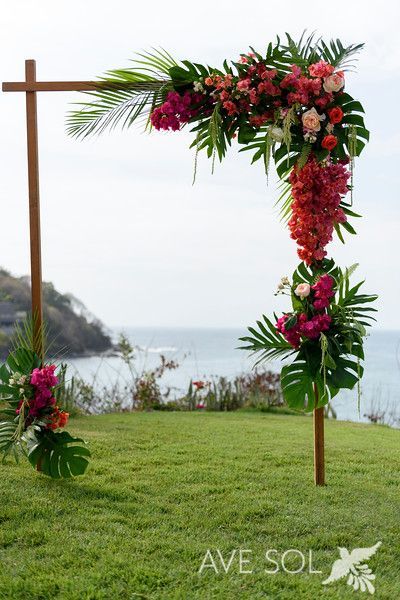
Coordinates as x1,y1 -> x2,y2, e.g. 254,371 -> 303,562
321,135 -> 338,151
288,157 -> 350,264
328,106 -> 344,124
193,381 -> 205,390
47,406 -> 69,430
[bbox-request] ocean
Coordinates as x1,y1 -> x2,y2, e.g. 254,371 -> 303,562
69,327 -> 400,425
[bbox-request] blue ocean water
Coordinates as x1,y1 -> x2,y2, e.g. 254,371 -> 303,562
69,328 -> 400,425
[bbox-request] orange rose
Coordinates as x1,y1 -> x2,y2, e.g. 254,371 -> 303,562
321,135 -> 338,151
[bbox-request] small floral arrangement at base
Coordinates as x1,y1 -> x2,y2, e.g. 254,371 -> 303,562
240,259 -> 377,411
0,347 -> 90,478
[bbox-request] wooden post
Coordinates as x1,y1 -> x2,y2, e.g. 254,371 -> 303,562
25,60 -> 43,360
313,385 -> 325,486
1,69 -> 151,361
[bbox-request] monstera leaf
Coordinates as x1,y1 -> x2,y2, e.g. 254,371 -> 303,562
281,352 -> 362,412
0,420 -> 19,461
281,360 -> 318,411
25,428 -> 91,479
280,355 -> 340,412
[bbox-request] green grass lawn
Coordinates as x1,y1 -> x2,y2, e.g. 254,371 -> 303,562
0,412 -> 399,599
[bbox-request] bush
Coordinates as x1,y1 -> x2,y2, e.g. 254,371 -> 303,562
182,370 -> 283,412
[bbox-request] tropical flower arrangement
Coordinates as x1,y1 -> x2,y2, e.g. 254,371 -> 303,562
0,342 -> 90,478
240,260 -> 376,409
66,33 -> 376,411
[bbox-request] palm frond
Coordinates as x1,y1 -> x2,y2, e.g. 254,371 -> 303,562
239,315 -> 295,366
66,49 -> 178,139
317,38 -> 364,71
281,32 -> 364,72
11,315 -> 50,358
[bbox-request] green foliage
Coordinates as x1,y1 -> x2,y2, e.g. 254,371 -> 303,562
183,370 -> 283,411
66,49 -> 177,139
24,428 -> 90,479
0,420 -> 19,462
238,315 -> 295,365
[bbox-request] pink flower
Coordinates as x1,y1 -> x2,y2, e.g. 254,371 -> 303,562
308,61 -> 334,78
150,91 -> 202,132
294,283 -> 311,299
30,365 -> 58,389
311,275 -> 335,310
313,299 -> 329,310
223,100 -> 238,116
299,314 -> 332,339
237,78 -> 251,92
323,71 -> 345,93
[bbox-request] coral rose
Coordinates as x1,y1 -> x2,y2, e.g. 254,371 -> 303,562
321,134 -> 338,151
323,72 -> 345,93
302,107 -> 323,132
328,106 -> 344,124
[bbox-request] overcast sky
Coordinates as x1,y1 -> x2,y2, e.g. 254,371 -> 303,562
1,1 -> 399,329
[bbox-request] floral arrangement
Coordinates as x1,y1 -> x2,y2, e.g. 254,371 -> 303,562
240,260 -> 376,409
0,345 -> 90,477
66,33 -> 376,411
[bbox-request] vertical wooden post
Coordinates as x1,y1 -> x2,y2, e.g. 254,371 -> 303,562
313,384 -> 325,486
25,60 -> 44,360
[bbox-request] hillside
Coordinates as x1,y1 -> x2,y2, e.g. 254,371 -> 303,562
0,268 -> 112,357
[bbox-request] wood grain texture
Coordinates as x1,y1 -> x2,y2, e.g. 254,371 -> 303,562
25,60 -> 43,360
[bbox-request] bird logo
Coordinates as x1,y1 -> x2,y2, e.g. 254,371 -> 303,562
322,542 -> 381,594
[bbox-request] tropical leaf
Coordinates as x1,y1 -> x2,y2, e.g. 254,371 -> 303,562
281,359 -> 319,411
0,420 -> 19,461
317,38 -> 364,71
25,429 -> 91,479
292,259 -> 340,286
5,347 -> 39,376
239,315 -> 294,365
66,49 -> 178,139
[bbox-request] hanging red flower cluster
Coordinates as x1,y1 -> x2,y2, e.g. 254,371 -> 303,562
288,157 -> 350,264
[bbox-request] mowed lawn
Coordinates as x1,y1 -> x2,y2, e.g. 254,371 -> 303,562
0,412 -> 399,599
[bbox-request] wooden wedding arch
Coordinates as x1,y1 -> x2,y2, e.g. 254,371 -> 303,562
2,60 -> 325,486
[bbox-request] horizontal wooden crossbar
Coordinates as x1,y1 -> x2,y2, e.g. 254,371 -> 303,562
2,81 -> 149,92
